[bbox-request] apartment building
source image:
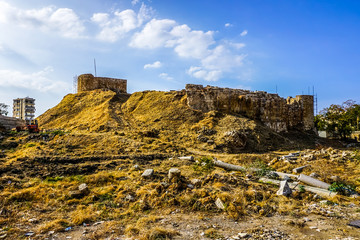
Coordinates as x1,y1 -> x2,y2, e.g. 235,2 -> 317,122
13,97 -> 35,123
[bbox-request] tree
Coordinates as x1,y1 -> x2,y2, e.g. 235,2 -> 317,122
0,103 -> 9,116
315,100 -> 360,139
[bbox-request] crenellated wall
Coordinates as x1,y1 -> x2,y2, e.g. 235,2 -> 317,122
185,84 -> 314,132
77,74 -> 127,93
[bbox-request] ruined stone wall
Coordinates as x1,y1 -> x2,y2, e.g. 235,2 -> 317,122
0,115 -> 26,130
77,74 -> 127,93
185,84 -> 314,132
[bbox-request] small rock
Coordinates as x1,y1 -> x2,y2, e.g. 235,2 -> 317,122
68,190 -> 83,199
28,218 -> 37,223
191,179 -> 201,187
207,139 -> 214,144
309,172 -> 320,178
133,164 -> 140,170
24,232 -> 35,236
125,194 -> 135,202
319,200 -> 329,205
330,175 -> 341,182
168,168 -> 181,180
238,232 -> 249,238
215,198 -> 225,210
78,183 -> 90,195
276,180 -> 292,197
187,184 -> 194,189
141,169 -> 154,178
348,219 -> 360,228
48,231 -> 55,235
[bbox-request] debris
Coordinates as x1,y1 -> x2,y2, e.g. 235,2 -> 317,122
293,165 -> 310,174
65,227 -> 72,231
0,234 -> 7,239
276,180 -> 292,196
93,221 -> 104,226
298,174 -> 330,190
178,156 -> 194,161
215,198 -> 225,210
168,168 -> 181,180
348,220 -> 360,228
273,171 -> 298,179
133,164 -> 140,170
141,169 -> 154,178
260,177 -> 337,198
303,154 -> 314,161
213,160 -> 245,171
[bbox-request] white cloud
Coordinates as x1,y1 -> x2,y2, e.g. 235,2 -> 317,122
169,24 -> 214,59
92,10 -> 138,42
144,61 -> 162,69
240,30 -> 248,36
187,66 -> 222,81
225,23 -> 232,28
130,18 -> 177,48
130,17 -> 247,82
131,0 -> 140,5
0,1 -> 85,38
0,67 -> 69,92
92,4 -> 154,42
201,45 -> 246,71
159,73 -> 174,81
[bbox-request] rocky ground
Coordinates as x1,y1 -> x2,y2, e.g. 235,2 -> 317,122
1,130 -> 360,239
1,89 -> 360,239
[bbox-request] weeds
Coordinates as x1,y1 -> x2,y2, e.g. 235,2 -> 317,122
193,156 -> 214,172
329,182 -> 356,196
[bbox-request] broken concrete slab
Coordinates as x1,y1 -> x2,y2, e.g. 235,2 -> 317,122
298,174 -> 330,190
293,165 -> 310,174
276,180 -> 292,196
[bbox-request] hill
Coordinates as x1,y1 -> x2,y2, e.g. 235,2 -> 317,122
38,89 -> 316,153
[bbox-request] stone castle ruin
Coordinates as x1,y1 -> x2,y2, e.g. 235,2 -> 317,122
75,73 -> 313,133
185,84 -> 314,132
77,74 -> 127,93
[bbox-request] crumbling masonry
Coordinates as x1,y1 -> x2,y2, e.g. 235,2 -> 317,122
185,84 -> 314,132
77,74 -> 127,94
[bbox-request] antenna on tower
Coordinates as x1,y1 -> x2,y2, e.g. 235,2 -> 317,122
94,58 -> 97,77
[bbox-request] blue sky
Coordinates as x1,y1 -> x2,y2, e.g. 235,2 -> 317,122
1,0 -> 360,116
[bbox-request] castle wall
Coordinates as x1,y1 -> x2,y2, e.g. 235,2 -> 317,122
185,84 -> 314,132
77,74 -> 127,93
0,115 -> 26,130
